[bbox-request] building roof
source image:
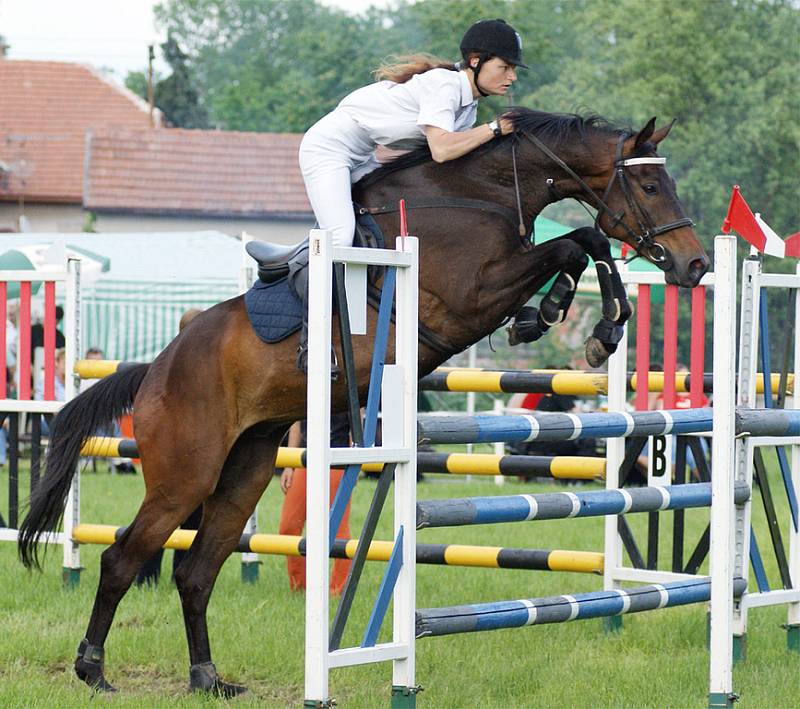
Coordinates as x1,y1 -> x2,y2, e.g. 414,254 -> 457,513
0,59 -> 159,203
84,128 -> 311,218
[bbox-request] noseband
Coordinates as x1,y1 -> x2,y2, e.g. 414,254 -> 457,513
520,131 -> 694,266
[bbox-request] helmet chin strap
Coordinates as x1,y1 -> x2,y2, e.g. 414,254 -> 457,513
469,53 -> 491,97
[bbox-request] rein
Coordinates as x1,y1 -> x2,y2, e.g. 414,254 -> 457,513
361,198 -> 530,249
520,131 -> 694,266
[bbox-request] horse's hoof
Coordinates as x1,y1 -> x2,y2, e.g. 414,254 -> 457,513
75,656 -> 118,693
190,661 -> 247,699
584,336 -> 611,368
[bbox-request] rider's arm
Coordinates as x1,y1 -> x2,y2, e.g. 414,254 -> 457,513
424,118 -> 513,163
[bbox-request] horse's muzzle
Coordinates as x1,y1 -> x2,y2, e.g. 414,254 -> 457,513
664,250 -> 710,288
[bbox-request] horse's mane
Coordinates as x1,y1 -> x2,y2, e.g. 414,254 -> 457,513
505,108 -> 623,145
356,109 -> 627,190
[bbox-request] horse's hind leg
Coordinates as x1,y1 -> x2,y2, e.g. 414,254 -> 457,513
74,488 -> 212,691
172,424 -> 287,697
75,434 -> 232,692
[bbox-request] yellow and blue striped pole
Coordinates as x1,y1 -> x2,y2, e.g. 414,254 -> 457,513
75,360 -> 793,395
80,437 -> 605,480
71,523 -> 604,574
420,368 -> 793,395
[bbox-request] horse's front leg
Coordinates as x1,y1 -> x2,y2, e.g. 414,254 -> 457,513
565,226 -> 633,367
506,236 -> 589,346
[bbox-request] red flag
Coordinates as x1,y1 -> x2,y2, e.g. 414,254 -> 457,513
786,232 -> 800,259
721,186 -> 785,257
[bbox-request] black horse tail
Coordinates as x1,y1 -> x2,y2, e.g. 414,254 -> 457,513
18,363 -> 150,569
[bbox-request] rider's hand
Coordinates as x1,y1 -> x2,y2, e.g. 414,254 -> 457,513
498,116 -> 515,135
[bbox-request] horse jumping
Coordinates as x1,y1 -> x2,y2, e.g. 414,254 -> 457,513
18,110 -> 709,695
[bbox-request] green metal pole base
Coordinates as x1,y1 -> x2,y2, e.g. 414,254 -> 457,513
62,567 -> 82,588
391,685 -> 422,708
708,691 -> 739,708
732,634 -> 746,664
603,615 -> 623,634
303,699 -> 334,708
240,560 -> 261,584
784,623 -> 800,653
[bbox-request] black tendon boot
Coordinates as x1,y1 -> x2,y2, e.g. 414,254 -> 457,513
189,661 -> 247,698
74,638 -> 117,693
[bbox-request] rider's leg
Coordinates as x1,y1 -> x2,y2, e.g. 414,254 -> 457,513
300,162 -> 356,248
297,154 -> 354,374
298,111 -> 361,248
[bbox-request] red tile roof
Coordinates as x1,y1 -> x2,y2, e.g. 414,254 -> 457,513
84,128 -> 311,218
0,60 -> 160,203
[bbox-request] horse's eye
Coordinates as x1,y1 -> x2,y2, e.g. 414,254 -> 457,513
643,183 -> 659,195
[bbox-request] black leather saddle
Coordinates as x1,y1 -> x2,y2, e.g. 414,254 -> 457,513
245,240 -> 308,284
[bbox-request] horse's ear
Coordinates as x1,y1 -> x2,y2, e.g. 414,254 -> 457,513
650,119 -> 677,146
632,117 -> 657,151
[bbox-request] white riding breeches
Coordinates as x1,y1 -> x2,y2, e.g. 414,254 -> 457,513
299,110 -> 381,248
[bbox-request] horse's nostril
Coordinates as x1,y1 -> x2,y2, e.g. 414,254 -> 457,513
689,257 -> 710,282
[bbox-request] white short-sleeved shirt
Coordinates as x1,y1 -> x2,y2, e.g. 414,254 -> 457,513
337,69 -> 478,150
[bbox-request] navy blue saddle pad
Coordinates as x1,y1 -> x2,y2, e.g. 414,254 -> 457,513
244,207 -> 385,344
244,278 -> 304,344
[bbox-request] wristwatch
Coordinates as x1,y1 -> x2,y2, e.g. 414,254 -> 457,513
488,119 -> 502,137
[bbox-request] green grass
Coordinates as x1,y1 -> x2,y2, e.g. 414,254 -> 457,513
1,461 -> 798,708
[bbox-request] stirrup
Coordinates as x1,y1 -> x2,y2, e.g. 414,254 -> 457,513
296,346 -> 340,381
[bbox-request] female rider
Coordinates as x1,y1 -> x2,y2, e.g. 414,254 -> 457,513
297,18 -> 526,369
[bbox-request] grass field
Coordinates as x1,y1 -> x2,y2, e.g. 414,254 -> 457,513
1,461 -> 798,708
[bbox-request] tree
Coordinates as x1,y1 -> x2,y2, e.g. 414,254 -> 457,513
150,0 -> 583,129
124,36 -> 208,129
155,35 -> 210,128
522,0 -> 799,239
153,0 -> 387,131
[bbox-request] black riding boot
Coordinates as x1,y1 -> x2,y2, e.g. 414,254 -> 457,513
296,287 -> 340,380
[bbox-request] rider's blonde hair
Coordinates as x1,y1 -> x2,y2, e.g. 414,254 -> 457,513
373,53 -> 457,84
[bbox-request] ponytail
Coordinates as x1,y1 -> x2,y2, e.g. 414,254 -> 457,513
373,53 -> 457,84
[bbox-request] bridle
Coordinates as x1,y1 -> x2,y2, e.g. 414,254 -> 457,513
515,131 -> 694,267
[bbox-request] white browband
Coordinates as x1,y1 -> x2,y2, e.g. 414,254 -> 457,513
620,157 -> 667,167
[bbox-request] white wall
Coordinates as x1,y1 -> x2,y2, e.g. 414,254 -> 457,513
95,213 -> 312,244
0,203 -> 313,245
0,203 -> 87,233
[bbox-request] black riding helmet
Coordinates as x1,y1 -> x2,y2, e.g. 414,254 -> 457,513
460,19 -> 527,97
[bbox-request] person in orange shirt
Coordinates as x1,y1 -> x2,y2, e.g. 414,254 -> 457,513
279,413 -> 352,594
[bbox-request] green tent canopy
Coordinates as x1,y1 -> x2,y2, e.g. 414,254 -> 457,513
0,243 -> 111,299
532,216 -> 664,302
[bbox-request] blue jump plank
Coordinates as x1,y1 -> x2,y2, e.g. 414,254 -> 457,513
416,578 -> 748,638
416,482 -> 751,529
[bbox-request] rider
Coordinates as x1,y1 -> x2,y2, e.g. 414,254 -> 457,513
297,18 -> 526,370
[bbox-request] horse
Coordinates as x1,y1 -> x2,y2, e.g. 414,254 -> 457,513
18,109 -> 709,696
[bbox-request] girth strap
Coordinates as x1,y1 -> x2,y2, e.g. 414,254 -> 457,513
365,282 -> 461,359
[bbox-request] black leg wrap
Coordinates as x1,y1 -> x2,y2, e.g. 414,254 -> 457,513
74,640 -> 117,693
539,272 -> 576,325
189,661 -> 247,699
595,260 -> 632,323
592,318 -> 625,346
585,318 -> 625,368
506,306 -> 549,346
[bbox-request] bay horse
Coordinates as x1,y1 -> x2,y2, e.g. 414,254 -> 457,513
18,110 -> 709,696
